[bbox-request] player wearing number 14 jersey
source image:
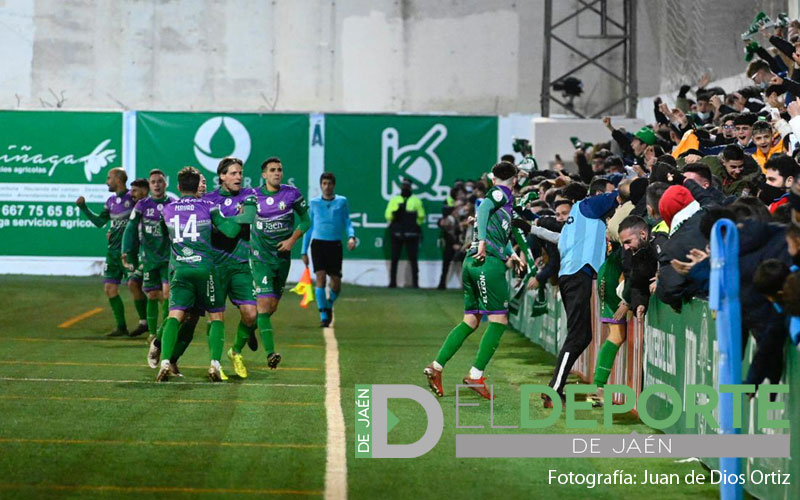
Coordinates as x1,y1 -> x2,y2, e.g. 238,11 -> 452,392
155,167 -> 242,382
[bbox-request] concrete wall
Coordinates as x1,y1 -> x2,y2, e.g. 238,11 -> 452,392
0,0 -> 787,115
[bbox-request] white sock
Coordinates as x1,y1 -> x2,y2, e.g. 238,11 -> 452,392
469,366 -> 483,379
432,361 -> 443,371
210,360 -> 221,369
160,359 -> 170,369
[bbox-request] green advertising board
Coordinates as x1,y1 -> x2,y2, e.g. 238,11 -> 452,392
0,110 -> 123,256
135,111 -> 309,257
323,114 -> 498,260
135,112 -> 309,197
643,297 -> 797,500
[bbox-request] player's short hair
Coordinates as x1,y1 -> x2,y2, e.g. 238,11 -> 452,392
618,215 -> 649,235
682,163 -> 713,185
261,157 -> 282,170
177,166 -> 201,194
754,259 -> 791,296
110,167 -> 127,184
589,178 -> 612,195
553,199 -> 572,210
217,157 -> 243,176
765,153 -> 799,180
500,154 -> 516,163
721,144 -> 745,162
562,182 -> 588,203
646,181 -> 669,216
751,120 -> 772,136
491,161 -> 517,181
148,168 -> 166,178
320,172 -> 336,184
131,178 -> 149,190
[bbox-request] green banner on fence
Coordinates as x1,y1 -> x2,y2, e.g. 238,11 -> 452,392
643,297 -> 798,500
135,112 -> 309,197
323,114 -> 498,260
0,110 -> 123,256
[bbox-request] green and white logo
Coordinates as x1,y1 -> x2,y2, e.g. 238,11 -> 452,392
193,117 -> 251,174
381,124 -> 449,201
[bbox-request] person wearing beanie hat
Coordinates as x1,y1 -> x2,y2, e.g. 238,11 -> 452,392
658,185 -> 696,230
655,185 -> 708,312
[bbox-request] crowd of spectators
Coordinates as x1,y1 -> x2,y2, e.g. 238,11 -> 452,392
437,12 -> 800,391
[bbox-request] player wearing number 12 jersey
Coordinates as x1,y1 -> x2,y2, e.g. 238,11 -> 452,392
155,167 -> 242,382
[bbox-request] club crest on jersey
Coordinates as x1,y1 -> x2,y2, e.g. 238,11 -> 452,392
492,190 -> 504,203
224,198 -> 233,206
181,247 -> 194,256
266,197 -> 275,206
124,201 -> 131,207
115,197 -> 121,204
157,204 -> 163,211
279,201 -> 286,210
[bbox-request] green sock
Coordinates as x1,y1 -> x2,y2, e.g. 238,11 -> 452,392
157,300 -> 169,341
473,322 -> 506,371
134,298 -> 147,322
108,295 -> 126,329
593,340 -> 621,388
171,318 -> 197,363
435,322 -> 475,367
208,320 -> 225,362
160,317 -> 180,361
233,321 -> 253,353
146,299 -> 159,334
258,313 -> 275,355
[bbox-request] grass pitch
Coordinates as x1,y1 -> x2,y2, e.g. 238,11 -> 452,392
0,275 -> 718,499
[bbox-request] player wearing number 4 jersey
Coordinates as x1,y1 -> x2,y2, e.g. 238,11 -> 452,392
235,157 -> 310,374
424,161 -> 527,400
76,168 -> 149,338
155,167 -> 243,382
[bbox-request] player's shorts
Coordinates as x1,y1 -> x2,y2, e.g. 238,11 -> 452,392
128,263 -> 143,284
143,261 -> 170,292
103,252 -> 128,284
598,250 -> 625,324
168,267 -> 224,313
251,257 -> 292,299
462,255 -> 509,315
310,239 -> 343,277
217,261 -> 256,306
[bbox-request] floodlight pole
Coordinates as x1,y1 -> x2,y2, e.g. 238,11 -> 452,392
540,0 -> 637,118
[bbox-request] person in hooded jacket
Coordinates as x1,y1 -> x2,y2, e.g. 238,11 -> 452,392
655,185 -> 709,312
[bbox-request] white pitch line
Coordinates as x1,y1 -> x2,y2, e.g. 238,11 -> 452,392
323,326 -> 347,500
0,376 -> 322,388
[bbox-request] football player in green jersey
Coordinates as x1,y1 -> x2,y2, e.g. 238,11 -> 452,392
122,170 -> 172,364
155,167 -> 243,382
237,157 -> 311,370
76,167 -> 148,337
424,161 -> 527,400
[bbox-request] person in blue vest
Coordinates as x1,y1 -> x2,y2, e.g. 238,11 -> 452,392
543,182 -> 620,408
